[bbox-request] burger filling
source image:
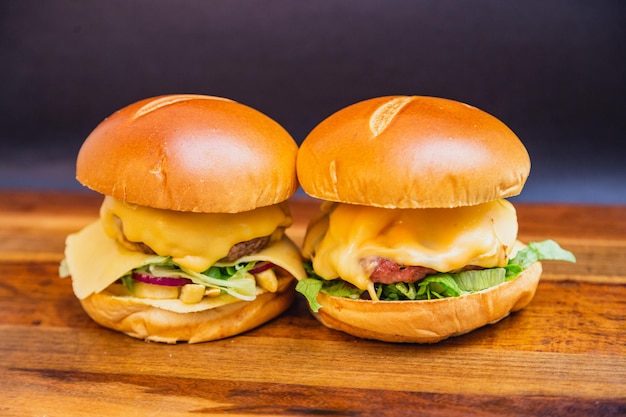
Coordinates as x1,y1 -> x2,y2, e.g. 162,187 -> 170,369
296,201 -> 575,311
60,197 -> 306,312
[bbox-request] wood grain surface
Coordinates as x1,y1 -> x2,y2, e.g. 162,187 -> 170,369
0,191 -> 624,416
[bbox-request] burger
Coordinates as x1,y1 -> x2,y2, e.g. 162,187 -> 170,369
59,94 -> 306,343
295,95 -> 575,343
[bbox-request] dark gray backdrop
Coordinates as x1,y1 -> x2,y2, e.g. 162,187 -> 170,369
1,0 -> 624,203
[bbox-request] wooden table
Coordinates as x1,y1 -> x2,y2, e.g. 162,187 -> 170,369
1,190 -> 624,416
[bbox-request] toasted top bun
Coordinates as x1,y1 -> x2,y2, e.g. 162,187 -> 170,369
77,94 -> 299,213
312,260 -> 542,343
297,96 -> 531,208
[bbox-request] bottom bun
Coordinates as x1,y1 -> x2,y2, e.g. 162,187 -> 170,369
80,280 -> 295,343
313,261 -> 542,343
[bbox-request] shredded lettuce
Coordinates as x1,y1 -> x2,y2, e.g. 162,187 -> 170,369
297,239 -> 576,311
296,262 -> 362,312
122,256 -> 258,301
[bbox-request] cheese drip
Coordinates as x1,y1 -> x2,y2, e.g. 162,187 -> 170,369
302,200 -> 518,294
100,196 -> 293,272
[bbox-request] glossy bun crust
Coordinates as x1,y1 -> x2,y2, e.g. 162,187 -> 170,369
297,96 -> 530,208
77,94 -> 298,213
312,261 -> 542,343
80,277 -> 296,344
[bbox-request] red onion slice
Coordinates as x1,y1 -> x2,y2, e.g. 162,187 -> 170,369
132,272 -> 192,287
249,262 -> 274,274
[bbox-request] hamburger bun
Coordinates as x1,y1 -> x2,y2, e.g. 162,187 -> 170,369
80,275 -> 296,344
297,95 -> 530,208
77,94 -> 298,213
312,259 -> 542,343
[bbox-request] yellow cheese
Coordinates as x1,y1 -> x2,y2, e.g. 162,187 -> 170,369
64,203 -> 306,311
100,196 -> 293,272
302,200 -> 518,294
65,220 -> 154,299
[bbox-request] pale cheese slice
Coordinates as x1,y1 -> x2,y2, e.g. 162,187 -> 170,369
107,292 -> 241,313
65,220 -> 154,299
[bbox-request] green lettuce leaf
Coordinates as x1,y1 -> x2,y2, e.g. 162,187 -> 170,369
296,278 -> 362,313
416,274 -> 464,299
295,279 -> 324,312
322,280 -> 363,299
509,239 -> 577,270
454,268 -> 507,291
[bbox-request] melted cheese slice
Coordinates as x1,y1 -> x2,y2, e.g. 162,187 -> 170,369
302,200 -> 518,293
66,220 -> 153,299
100,196 -> 293,272
65,215 -> 306,312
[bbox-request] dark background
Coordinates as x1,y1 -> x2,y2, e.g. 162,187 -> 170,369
1,0 -> 624,203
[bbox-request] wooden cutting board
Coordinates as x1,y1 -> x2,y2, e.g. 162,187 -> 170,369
0,191 -> 624,416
